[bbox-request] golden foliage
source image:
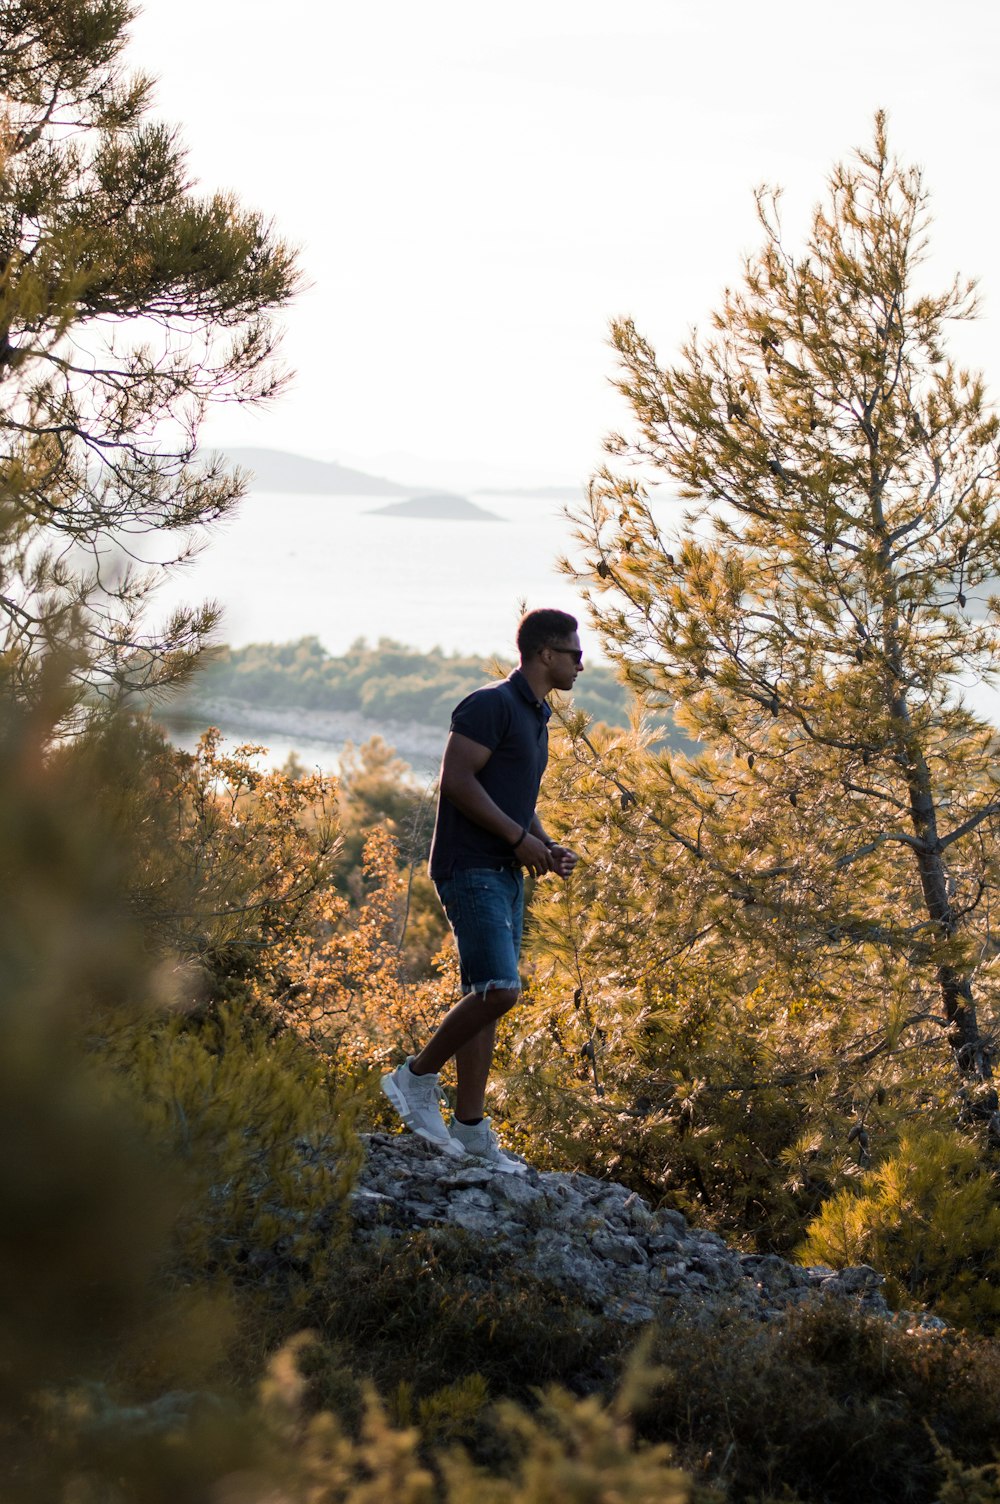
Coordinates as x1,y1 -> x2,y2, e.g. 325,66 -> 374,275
272,822 -> 458,1075
159,727 -> 341,989
563,116 -> 1000,1077
504,713 -> 994,1261
260,1335 -> 692,1504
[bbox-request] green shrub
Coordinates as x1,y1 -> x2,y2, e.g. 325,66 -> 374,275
178,636 -> 654,740
302,1228 -> 629,1409
105,1005 -> 365,1294
639,1301 -> 1000,1504
501,967 -> 826,1252
935,1446 -> 1000,1504
0,687 -> 252,1491
262,1334 -> 694,1504
800,1125 -> 1000,1330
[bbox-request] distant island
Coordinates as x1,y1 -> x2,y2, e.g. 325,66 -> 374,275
210,446 -> 583,500
369,492 -> 501,521
223,447 -> 409,496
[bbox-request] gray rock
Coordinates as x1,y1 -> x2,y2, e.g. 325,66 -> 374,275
441,1165 -> 496,1189
450,1204 -> 500,1234
610,1299 -> 656,1326
55,1384 -> 227,1439
647,1229 -> 683,1256
489,1173 -> 545,1208
348,1188 -> 395,1227
827,1264 -> 883,1294
449,1187 -> 494,1212
590,1229 -> 647,1266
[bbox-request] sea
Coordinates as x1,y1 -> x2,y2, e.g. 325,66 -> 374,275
149,487 -> 1000,773
151,488 -> 602,771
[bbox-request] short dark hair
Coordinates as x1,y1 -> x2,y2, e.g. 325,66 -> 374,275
516,607 -> 579,660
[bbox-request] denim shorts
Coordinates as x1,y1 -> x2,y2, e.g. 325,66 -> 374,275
434,865 -> 524,995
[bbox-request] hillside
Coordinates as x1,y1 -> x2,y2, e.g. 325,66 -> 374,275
224,446 -> 410,495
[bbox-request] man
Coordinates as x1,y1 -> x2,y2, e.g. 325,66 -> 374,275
381,608 -> 582,1173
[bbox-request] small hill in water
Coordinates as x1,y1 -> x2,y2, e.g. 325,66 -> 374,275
225,446 -> 409,496
370,492 -> 501,520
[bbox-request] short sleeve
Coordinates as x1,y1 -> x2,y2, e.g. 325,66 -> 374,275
450,687 -> 511,752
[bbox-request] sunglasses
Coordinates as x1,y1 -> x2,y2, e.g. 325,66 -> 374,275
546,645 -> 583,665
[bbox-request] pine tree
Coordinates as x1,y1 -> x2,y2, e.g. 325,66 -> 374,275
0,0 -> 298,710
571,115 -> 1000,1085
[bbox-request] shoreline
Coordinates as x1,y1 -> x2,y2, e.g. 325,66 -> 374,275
156,695 -> 444,774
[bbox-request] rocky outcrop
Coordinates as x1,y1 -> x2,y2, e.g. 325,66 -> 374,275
350,1133 -> 928,1330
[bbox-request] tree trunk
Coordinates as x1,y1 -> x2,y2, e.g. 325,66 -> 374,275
876,525 -> 991,1079
912,837 -> 990,1076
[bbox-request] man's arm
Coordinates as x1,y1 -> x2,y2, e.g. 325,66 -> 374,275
529,813 -> 551,845
440,732 -> 555,876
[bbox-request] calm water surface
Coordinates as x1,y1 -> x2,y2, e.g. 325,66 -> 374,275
153,490 -> 598,659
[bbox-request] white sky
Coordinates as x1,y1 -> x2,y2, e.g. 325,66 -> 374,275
130,0 -> 1000,489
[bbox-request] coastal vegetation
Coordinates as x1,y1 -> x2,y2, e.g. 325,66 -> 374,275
4,6 -> 1000,1498
173,634 -> 687,743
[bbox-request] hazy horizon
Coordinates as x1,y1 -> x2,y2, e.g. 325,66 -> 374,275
130,1 -> 1000,483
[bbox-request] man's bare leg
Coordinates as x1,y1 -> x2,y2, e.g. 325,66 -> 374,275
454,1018 -> 496,1121
410,988 -> 518,1119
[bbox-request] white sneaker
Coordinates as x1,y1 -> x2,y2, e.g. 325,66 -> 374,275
381,1058 -> 463,1156
449,1116 -> 528,1176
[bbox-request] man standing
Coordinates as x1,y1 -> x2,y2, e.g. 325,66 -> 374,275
381,608 -> 582,1173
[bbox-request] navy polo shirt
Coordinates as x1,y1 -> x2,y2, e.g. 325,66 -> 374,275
429,669 -> 552,881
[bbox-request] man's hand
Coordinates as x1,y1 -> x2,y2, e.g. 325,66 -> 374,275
515,831 -> 557,876
549,844 -> 580,879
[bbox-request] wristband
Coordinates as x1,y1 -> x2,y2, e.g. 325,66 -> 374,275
512,825 -> 529,849
543,838 -> 556,849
